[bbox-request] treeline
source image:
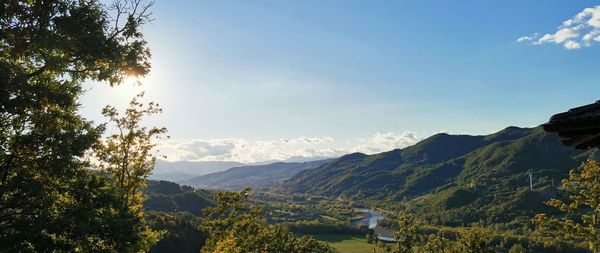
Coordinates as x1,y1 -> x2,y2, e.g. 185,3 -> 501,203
376,222 -> 588,253
368,214 -> 589,253
143,180 -> 214,216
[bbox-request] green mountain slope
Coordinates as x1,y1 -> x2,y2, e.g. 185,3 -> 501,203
181,160 -> 331,190
276,126 -> 594,224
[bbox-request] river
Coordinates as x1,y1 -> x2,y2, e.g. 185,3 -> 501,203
353,208 -> 394,241
354,208 -> 384,229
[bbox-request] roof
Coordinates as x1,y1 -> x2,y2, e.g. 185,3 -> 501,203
542,100 -> 600,149
373,226 -> 395,242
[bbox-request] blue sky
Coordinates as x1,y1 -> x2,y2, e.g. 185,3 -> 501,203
81,1 -> 600,162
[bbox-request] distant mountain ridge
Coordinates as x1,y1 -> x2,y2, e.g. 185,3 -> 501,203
181,159 -> 331,190
150,160 -> 246,182
275,126 -> 594,224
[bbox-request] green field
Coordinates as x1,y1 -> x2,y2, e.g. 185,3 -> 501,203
315,234 -> 372,253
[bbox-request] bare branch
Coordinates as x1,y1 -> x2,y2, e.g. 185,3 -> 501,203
107,0 -> 155,39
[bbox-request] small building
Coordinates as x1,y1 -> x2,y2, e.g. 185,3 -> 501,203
373,226 -> 396,242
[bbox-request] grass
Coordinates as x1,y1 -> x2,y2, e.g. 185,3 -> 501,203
350,215 -> 366,221
315,234 -> 372,253
320,215 -> 340,222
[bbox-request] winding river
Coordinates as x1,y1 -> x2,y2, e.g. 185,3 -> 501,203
354,208 -> 384,229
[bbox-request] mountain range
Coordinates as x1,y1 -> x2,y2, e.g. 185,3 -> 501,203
275,126 -> 595,225
149,126 -> 596,225
150,157 -> 335,183
181,159 -> 331,190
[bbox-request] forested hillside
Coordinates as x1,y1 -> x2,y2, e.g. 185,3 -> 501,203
144,180 -> 214,215
277,127 -> 592,225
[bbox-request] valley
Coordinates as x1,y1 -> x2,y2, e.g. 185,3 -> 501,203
145,125 -> 595,252
7,2 -> 598,252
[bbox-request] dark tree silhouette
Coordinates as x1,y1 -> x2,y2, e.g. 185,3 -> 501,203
0,0 -> 155,250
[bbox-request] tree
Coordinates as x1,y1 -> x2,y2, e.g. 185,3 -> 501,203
534,159 -> 600,252
199,188 -> 335,253
371,236 -> 382,253
96,92 -> 166,210
393,212 -> 421,253
508,243 -> 526,253
419,234 -> 453,253
455,225 -> 494,253
94,92 -> 167,251
0,0 -> 154,250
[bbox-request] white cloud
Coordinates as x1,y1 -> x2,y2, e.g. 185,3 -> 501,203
537,28 -> 579,44
159,132 -> 426,163
159,136 -> 343,163
564,40 -> 581,50
351,132 -> 422,154
516,36 -> 533,42
519,5 -> 600,49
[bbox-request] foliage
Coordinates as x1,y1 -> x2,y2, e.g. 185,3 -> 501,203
253,191 -> 359,224
454,225 -> 494,253
172,192 -> 213,216
146,180 -> 184,195
392,212 -> 421,253
0,0 -> 153,250
534,160 -> 600,252
199,188 -> 335,253
94,93 -> 167,251
419,234 -> 453,253
143,180 -> 214,215
147,211 -> 207,253
382,213 -> 496,253
96,93 -> 167,208
142,181 -> 214,252
508,243 -> 526,253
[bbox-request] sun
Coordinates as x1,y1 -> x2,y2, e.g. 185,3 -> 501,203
124,75 -> 140,86
114,74 -> 146,99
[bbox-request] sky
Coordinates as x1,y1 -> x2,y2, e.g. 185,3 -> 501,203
81,1 -> 600,163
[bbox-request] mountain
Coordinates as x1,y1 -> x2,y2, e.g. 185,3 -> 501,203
283,156 -> 334,163
150,160 -> 246,182
148,171 -> 198,182
182,159 -> 331,190
275,126 -> 594,225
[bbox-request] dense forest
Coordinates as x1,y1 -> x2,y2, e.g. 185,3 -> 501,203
3,1 -> 600,253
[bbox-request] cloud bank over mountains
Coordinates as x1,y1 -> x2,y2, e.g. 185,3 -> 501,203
518,5 -> 600,50
159,132 -> 425,163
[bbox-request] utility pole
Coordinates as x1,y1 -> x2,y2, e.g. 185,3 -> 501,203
528,170 -> 533,191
